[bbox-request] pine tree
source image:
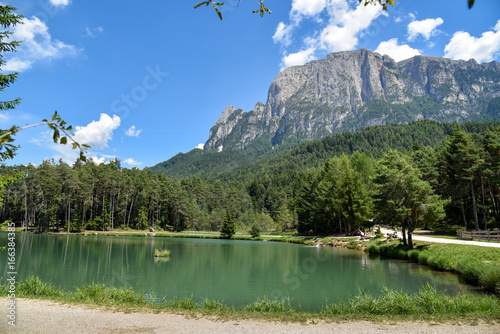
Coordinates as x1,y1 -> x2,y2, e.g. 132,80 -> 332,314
375,151 -> 447,249
444,127 -> 482,230
220,210 -> 236,239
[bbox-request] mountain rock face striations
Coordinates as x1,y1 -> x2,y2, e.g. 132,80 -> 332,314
204,49 -> 500,151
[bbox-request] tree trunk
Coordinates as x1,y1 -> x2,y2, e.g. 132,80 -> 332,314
488,183 -> 499,222
123,193 -> 129,228
24,185 -> 28,233
127,196 -> 135,228
470,179 -> 479,231
480,175 -> 487,230
401,224 -> 407,246
109,191 -> 114,230
338,214 -> 342,235
67,196 -> 71,233
407,218 -> 414,250
461,200 -> 467,231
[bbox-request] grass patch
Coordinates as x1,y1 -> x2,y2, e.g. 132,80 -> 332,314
321,284 -> 500,320
154,249 -> 170,257
366,240 -> 500,294
2,277 -> 499,321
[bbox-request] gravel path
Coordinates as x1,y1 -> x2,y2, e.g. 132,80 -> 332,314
378,227 -> 500,248
1,298 -> 498,334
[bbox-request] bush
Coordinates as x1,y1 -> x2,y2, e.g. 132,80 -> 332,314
85,217 -> 103,231
249,222 -> 262,238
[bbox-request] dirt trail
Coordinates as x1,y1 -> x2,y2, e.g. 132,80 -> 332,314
378,227 -> 500,248
1,298 -> 498,334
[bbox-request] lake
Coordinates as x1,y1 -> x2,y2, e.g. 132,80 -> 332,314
0,233 -> 479,310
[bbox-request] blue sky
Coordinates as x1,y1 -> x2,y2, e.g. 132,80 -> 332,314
1,0 -> 500,168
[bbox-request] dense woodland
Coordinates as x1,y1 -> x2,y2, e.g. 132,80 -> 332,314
1,121 -> 499,243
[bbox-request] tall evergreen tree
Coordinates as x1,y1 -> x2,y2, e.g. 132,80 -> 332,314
444,127 -> 482,230
220,210 -> 236,239
375,151 -> 447,249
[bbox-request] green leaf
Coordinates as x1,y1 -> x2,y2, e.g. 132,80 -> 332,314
79,151 -> 86,162
52,129 -> 59,142
194,1 -> 210,9
214,7 -> 223,20
60,136 -> 67,145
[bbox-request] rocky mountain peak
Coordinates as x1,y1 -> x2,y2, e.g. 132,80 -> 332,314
204,49 -> 500,152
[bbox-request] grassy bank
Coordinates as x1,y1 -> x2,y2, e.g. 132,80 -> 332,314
1,276 -> 499,322
59,229 -> 313,244
366,240 -> 500,294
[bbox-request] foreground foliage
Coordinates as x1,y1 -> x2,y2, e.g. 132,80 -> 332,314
1,276 -> 498,321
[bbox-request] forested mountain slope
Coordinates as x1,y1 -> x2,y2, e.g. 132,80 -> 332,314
3,121 -> 499,239
150,120 -> 500,181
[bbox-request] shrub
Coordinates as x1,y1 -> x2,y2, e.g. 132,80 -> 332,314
249,222 -> 262,238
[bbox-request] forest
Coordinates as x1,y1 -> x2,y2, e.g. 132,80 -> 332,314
1,120 -> 499,243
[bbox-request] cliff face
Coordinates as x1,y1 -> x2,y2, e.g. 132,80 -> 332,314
204,49 -> 500,151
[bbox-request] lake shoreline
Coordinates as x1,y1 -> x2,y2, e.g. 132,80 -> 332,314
2,297 -> 498,334
2,274 -> 499,323
1,231 -> 499,327
4,227 -> 500,295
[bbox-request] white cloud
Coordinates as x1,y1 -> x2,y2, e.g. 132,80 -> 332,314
277,1 -> 384,69
74,114 -> 121,149
319,1 -> 383,52
407,17 -> 443,41
273,22 -> 293,46
374,38 -> 421,62
48,114 -> 120,164
125,125 -> 142,137
444,20 -> 500,63
85,26 -> 104,38
2,58 -> 32,72
195,143 -> 204,150
282,48 -> 316,68
88,156 -> 107,165
6,16 -> 80,71
273,0 -> 327,47
291,0 -> 326,17
50,0 -> 71,7
124,158 -> 143,166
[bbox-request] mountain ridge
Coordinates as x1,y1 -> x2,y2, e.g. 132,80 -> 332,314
204,49 -> 500,152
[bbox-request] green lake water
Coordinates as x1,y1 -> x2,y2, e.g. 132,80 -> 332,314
0,234 -> 480,310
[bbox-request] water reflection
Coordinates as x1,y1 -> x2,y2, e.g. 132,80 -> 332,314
0,234 -> 479,310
